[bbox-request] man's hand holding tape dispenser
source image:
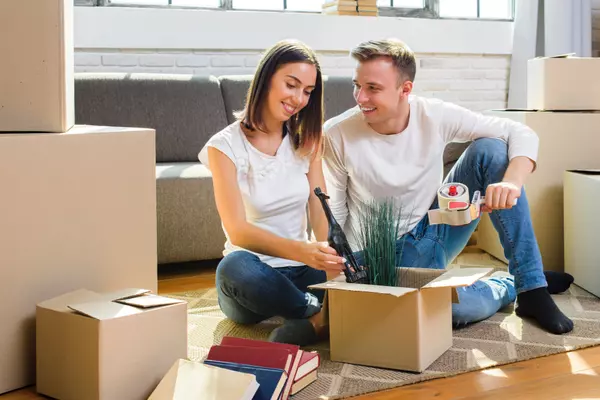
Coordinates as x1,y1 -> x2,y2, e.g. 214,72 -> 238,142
322,38 -> 574,334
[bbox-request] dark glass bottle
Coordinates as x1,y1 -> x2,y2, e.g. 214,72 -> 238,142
314,187 -> 368,284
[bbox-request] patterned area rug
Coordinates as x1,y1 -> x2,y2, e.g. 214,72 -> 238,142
166,282 -> 600,400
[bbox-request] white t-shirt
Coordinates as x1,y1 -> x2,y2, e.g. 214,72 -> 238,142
322,95 -> 539,250
198,121 -> 311,268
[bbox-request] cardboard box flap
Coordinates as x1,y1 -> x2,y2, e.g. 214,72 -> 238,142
67,300 -> 143,320
309,276 -> 418,298
535,53 -> 575,59
567,169 -> 600,176
101,288 -> 151,301
115,294 -> 186,308
422,267 -> 493,290
38,289 -> 104,312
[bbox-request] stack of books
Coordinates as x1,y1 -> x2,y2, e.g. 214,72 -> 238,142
357,0 -> 378,16
322,0 -> 379,16
322,0 -> 359,16
203,337 -> 321,399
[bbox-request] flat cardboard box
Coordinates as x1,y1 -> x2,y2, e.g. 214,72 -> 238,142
527,55 -> 600,111
309,267 -> 492,372
0,125 -> 157,394
476,111 -> 600,272
564,170 -> 600,297
0,0 -> 74,132
37,288 -> 188,400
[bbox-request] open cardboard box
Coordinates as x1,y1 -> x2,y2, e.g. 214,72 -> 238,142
564,170 -> 600,298
36,288 -> 188,400
309,267 -> 493,372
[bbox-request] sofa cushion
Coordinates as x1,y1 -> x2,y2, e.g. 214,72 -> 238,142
75,73 -> 229,163
322,76 -> 357,121
218,75 -> 253,125
156,162 -> 226,263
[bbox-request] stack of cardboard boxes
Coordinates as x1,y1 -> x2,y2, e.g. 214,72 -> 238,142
477,55 -> 600,276
0,1 -> 183,397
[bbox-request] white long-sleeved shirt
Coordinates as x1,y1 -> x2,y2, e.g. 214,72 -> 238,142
322,95 -> 539,250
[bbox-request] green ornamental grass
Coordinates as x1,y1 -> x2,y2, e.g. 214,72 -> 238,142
354,198 -> 413,287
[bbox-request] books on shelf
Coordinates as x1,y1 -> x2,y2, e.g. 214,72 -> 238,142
322,0 -> 358,15
357,0 -> 379,16
322,0 -> 378,16
203,337 -> 321,399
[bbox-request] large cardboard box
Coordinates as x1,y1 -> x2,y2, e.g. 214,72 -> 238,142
0,0 -> 74,132
37,288 -> 188,400
476,111 -> 600,272
310,267 -> 492,372
564,170 -> 600,297
0,125 -> 157,394
527,56 -> 600,111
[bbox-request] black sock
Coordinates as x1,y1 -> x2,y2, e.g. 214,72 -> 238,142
516,287 -> 573,334
268,319 -> 319,346
544,271 -> 574,294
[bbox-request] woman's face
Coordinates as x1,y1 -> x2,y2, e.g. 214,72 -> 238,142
265,61 -> 317,124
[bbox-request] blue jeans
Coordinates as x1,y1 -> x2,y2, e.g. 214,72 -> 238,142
358,138 -> 546,327
215,251 -> 326,324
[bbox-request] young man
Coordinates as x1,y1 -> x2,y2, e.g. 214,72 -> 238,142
322,38 -> 574,334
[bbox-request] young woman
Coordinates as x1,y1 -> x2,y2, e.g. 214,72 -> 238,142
198,40 -> 343,346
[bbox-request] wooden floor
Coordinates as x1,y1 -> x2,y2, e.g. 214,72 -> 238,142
4,256 -> 600,400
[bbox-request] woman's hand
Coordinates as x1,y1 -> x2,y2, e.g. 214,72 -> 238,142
300,241 -> 345,272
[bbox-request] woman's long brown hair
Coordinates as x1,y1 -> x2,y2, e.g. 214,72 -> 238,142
236,39 -> 324,157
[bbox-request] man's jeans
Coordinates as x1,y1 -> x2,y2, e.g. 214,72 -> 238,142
215,251 -> 326,325
215,138 -> 548,328
374,137 -> 547,326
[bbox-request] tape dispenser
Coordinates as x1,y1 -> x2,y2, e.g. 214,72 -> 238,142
427,183 -> 484,226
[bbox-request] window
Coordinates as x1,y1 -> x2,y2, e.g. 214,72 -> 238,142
98,0 -> 514,20
106,0 -> 323,11
378,0 -> 513,19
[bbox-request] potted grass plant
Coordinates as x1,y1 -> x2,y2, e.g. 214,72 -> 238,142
354,198 -> 412,287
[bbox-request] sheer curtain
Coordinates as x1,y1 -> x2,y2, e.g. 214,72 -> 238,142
507,0 -> 592,109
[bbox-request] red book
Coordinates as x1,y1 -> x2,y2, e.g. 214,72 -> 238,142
206,344 -> 293,375
220,337 -> 303,400
294,351 -> 320,381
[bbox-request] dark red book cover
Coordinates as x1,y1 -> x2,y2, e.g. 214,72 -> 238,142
295,351 -> 320,381
219,337 -> 303,400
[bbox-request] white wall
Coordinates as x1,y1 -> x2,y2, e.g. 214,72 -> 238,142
74,6 -> 513,111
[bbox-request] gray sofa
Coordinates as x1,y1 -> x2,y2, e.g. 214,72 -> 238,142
74,73 -> 469,265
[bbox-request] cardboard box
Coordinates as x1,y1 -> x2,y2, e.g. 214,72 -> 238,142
476,111 -> 600,272
309,267 -> 492,372
36,288 -> 188,400
0,125 -> 157,394
0,0 -> 74,132
527,56 -> 600,111
476,214 -> 508,264
564,170 -> 600,297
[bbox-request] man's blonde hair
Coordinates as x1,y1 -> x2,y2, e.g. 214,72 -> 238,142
350,38 -> 416,84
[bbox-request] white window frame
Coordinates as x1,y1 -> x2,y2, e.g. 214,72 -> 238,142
75,0 -> 515,21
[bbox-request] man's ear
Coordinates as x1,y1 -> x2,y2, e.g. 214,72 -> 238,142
401,80 -> 413,98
